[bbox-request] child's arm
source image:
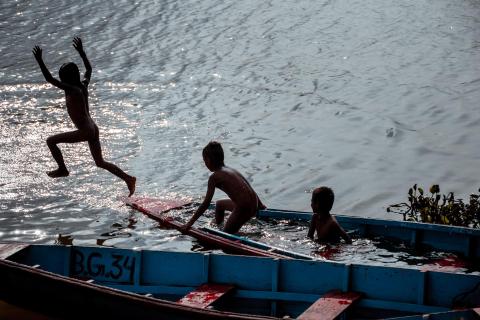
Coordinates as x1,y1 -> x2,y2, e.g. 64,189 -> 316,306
73,37 -> 92,86
307,213 -> 318,239
182,176 -> 216,231
32,46 -> 77,91
337,224 -> 352,244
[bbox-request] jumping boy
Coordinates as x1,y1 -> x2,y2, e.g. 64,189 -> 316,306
307,187 -> 352,243
32,37 -> 136,196
181,141 -> 266,234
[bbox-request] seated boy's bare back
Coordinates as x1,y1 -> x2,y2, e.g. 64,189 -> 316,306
313,214 -> 346,243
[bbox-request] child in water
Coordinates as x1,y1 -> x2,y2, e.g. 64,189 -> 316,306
32,37 -> 136,196
182,141 -> 266,234
308,187 -> 352,243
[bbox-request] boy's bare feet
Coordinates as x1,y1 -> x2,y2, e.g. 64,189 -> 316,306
47,168 -> 69,178
127,176 -> 136,197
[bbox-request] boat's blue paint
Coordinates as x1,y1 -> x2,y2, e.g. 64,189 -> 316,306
255,208 -> 480,258
201,227 -> 312,260
6,244 -> 480,319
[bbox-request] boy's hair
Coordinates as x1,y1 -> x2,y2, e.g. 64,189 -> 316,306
202,141 -> 224,168
59,62 -> 81,85
312,186 -> 334,213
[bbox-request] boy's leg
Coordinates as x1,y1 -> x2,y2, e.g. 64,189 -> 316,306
215,199 -> 235,224
88,137 -> 136,196
223,207 -> 256,234
46,130 -> 90,177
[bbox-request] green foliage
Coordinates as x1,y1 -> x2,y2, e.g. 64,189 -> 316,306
387,184 -> 480,228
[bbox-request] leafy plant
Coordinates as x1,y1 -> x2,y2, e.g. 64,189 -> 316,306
387,184 -> 480,228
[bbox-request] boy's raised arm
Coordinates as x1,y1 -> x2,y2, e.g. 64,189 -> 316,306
73,37 -> 92,85
182,177 -> 216,232
32,46 -> 74,91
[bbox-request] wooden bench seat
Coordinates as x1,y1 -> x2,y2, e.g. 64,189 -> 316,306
177,284 -> 235,308
298,290 -> 362,320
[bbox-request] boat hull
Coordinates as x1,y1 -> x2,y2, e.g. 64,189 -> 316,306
0,257 -> 272,320
1,243 -> 479,319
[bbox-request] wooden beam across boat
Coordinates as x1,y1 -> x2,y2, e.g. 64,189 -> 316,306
297,290 -> 362,320
124,197 -> 291,259
177,284 -> 235,308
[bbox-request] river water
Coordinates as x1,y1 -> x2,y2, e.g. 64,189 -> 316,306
1,0 -> 479,266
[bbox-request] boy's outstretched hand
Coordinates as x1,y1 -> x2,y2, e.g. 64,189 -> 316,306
73,37 -> 85,54
32,45 -> 42,61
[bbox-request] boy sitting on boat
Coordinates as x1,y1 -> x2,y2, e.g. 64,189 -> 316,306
181,141 -> 266,234
308,187 -> 352,243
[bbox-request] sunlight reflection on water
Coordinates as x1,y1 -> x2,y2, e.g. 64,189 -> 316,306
1,0 -> 480,268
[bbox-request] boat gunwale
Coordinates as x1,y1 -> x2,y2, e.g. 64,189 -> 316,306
0,256 -> 276,320
257,208 -> 480,235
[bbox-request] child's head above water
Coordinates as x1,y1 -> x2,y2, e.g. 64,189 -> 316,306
59,62 -> 81,85
202,141 -> 225,171
311,186 -> 334,214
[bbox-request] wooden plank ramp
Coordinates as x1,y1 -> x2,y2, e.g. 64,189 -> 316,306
124,197 -> 291,259
0,243 -> 28,259
177,284 -> 235,308
298,290 -> 362,320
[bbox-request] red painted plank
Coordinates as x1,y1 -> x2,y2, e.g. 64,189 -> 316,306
0,243 -> 28,260
177,284 -> 235,308
125,197 -> 289,259
124,196 -> 192,214
298,291 -> 362,320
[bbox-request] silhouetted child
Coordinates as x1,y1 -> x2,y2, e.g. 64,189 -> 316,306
32,37 -> 136,196
182,141 -> 266,234
307,187 -> 352,243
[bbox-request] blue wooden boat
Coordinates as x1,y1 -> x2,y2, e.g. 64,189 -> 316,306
253,208 -> 480,259
1,242 -> 479,319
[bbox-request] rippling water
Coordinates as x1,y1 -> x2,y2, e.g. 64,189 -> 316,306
1,0 -> 479,264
